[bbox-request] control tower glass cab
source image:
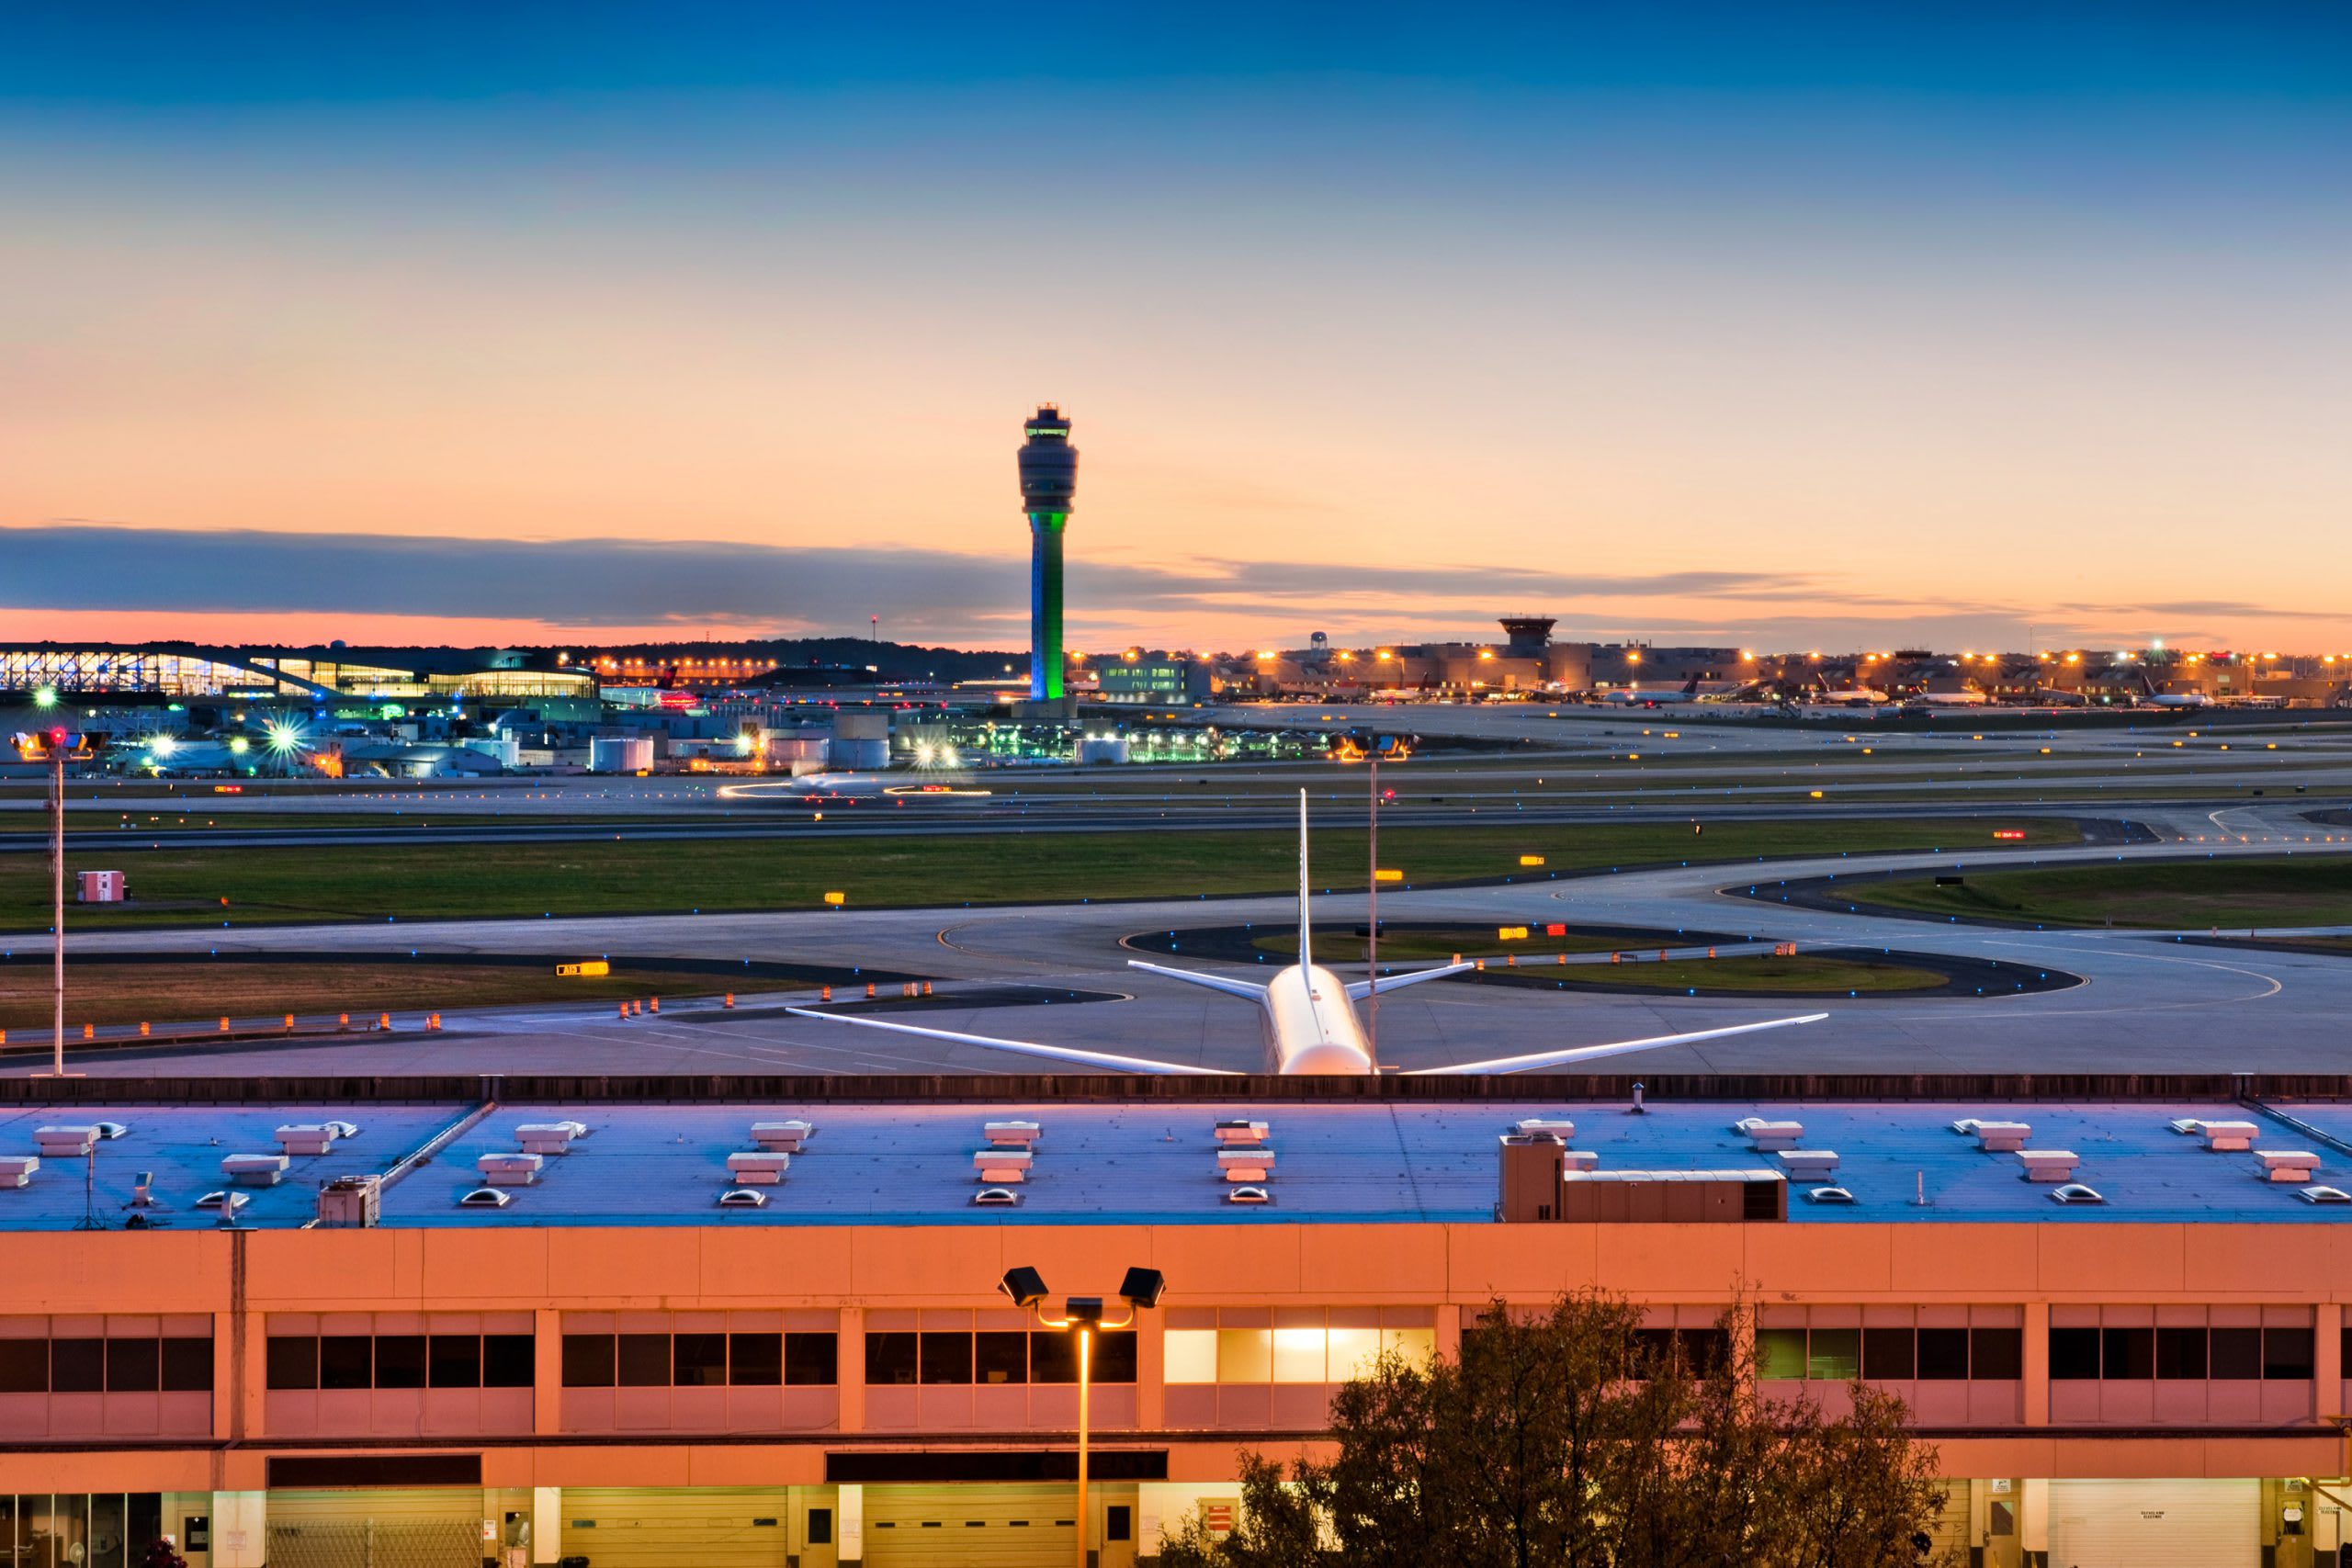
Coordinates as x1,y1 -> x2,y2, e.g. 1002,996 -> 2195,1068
1018,406 -> 1080,702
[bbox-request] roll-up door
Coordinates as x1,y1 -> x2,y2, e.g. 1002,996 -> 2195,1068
265,1489 -> 479,1568
864,1484 -> 1076,1568
560,1486 -> 792,1568
2047,1478 -> 2258,1568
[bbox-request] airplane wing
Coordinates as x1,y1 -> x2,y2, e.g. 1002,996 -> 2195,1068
1401,1012 -> 1826,1077
1344,962 -> 1473,1001
783,1007 -> 1235,1076
1124,959 -> 1272,1002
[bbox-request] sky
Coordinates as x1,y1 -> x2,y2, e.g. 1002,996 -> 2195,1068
2,3 -> 2347,655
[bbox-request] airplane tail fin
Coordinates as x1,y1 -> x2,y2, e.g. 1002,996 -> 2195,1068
1296,788 -> 1311,974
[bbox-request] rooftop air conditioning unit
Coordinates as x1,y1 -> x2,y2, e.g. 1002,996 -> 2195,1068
751,1120 -> 815,1152
0,1156 -> 39,1189
726,1152 -> 791,1186
221,1154 -> 289,1187
458,1188 -> 512,1208
1562,1150 -> 1600,1171
476,1153 -> 544,1188
1227,1185 -> 1272,1204
974,1187 -> 1022,1207
317,1174 -> 380,1228
717,1188 -> 769,1209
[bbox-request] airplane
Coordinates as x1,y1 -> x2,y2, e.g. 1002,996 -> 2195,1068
786,791 -> 1824,1076
1804,680 -> 1892,707
1592,675 -> 1701,707
2135,674 -> 2212,710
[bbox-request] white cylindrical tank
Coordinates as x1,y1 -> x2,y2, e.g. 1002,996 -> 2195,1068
765,734 -> 830,768
588,736 -> 655,773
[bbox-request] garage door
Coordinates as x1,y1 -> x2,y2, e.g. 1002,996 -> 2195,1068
561,1487 -> 792,1568
865,1484 -> 1076,1568
2049,1479 -> 2258,1568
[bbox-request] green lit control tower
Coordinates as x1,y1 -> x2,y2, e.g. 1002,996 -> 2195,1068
1018,405 -> 1079,701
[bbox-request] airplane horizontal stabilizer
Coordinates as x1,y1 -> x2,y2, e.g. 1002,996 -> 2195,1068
1343,962 -> 1474,1001
1124,959 -> 1272,1001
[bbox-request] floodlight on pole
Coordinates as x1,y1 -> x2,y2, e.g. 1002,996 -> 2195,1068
1002,1264 -> 1167,1568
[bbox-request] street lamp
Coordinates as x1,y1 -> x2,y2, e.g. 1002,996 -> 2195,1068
1001,1265 -> 1167,1568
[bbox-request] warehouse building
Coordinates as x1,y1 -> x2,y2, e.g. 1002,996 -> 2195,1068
2,1074 -> 2349,1568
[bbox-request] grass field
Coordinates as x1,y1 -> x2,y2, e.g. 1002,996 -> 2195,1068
0,816 -> 2080,931
0,959 -> 763,1029
1476,953 -> 1946,995
1849,856 -> 2352,928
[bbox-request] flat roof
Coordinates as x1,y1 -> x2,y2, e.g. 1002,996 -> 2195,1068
2,1097 -> 2347,1232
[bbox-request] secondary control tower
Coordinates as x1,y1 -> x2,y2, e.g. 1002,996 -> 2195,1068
1017,405 -> 1079,701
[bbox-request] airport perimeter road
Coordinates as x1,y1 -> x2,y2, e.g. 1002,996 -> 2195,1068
21,806 -> 2352,1078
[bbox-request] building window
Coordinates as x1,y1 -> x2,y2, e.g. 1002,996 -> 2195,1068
104,1338 -> 161,1393
2051,1318 -> 2313,1380
616,1335 -> 671,1387
561,1335 -> 616,1388
729,1334 -> 783,1386
266,1326 -> 527,1391
1760,1318 -> 2021,1382
673,1334 -> 728,1388
865,1332 -> 920,1387
561,1327 -> 841,1388
1165,1313 -> 1433,1385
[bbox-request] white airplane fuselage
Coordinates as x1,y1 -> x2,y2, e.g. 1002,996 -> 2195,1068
1261,963 -> 1377,1075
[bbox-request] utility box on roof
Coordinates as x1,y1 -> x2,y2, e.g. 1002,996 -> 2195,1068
1497,1134 -> 1567,1222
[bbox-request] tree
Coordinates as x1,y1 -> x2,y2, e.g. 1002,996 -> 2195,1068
1158,1289 -> 1950,1568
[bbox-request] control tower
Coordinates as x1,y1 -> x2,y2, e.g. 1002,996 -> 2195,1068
1018,405 -> 1080,701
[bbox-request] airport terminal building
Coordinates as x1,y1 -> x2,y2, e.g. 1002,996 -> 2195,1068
5,1073 -> 2351,1568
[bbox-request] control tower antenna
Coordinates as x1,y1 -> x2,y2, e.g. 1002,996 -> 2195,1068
1018,406 -> 1080,702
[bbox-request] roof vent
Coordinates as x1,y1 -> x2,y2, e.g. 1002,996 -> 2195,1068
1776,1149 -> 1839,1178
1227,1185 -> 1272,1204
1214,1119 -> 1271,1146
1971,1121 -> 2031,1152
2297,1185 -> 2351,1205
1513,1118 -> 1576,1142
983,1121 -> 1042,1149
194,1190 -> 248,1211
974,1149 -> 1032,1184
1734,1119 -> 1803,1151
2199,1120 -> 2260,1152
974,1186 -> 1022,1207
1804,1186 -> 1856,1204
727,1152 -> 791,1185
2256,1150 -> 2322,1183
2050,1182 -> 2105,1205
516,1121 -> 588,1156
1216,1146 -> 1275,1182
0,1156 -> 37,1190
94,1122 -> 130,1140
1949,1118 -> 1982,1135
751,1120 -> 815,1152
2017,1149 -> 2079,1182
458,1187 -> 513,1208
33,1127 -> 98,1156
2167,1117 -> 2205,1135
324,1121 -> 360,1140
717,1188 -> 769,1209
475,1153 -> 544,1188
275,1124 -> 341,1156
222,1154 -> 289,1187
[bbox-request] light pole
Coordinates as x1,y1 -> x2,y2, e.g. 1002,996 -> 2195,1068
1001,1265 -> 1167,1568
